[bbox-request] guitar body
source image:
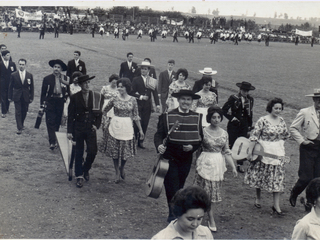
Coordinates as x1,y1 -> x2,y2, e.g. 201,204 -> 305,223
232,137 -> 263,162
145,155 -> 169,199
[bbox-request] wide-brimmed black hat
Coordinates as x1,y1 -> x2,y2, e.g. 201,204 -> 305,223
236,81 -> 255,91
74,75 -> 95,84
48,59 -> 68,71
172,89 -> 200,99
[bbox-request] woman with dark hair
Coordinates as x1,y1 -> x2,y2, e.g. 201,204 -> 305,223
152,186 -> 213,239
244,97 -> 290,215
100,74 -> 120,125
194,106 -> 237,232
166,68 -> 191,111
292,177 -> 320,239
192,76 -> 218,127
101,78 -> 144,183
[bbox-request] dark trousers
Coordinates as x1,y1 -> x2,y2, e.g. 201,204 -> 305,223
74,127 -> 97,177
160,95 -> 168,113
39,31 -> 44,39
227,120 -> 249,166
17,30 -> 21,38
1,80 -> 10,114
45,98 -> 64,145
134,101 -> 151,143
291,140 -> 320,197
54,30 -> 59,38
173,36 -> 178,42
14,99 -> 29,130
164,155 -> 193,219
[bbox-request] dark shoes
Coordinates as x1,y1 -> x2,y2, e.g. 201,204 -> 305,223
272,206 -> 284,216
289,191 -> 297,207
16,130 -> 22,135
138,141 -> 146,149
76,178 -> 84,188
237,165 -> 245,173
84,171 -> 90,181
50,144 -> 56,150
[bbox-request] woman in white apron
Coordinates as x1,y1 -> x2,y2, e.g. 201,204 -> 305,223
101,78 -> 144,183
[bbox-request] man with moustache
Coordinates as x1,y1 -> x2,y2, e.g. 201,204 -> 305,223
154,89 -> 203,222
40,59 -> 69,150
0,50 -> 16,118
131,61 -> 160,149
158,59 -> 175,113
67,75 -> 104,188
8,59 -> 34,134
289,89 -> 320,209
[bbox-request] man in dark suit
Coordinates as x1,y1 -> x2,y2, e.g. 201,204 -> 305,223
134,58 -> 157,79
8,59 -> 34,134
0,50 -> 16,118
40,59 -> 69,150
67,75 -> 104,188
158,59 -> 175,112
131,61 -> 160,149
0,44 -> 13,63
66,50 -> 87,83
119,52 -> 138,82
222,81 -> 255,173
17,19 -> 22,38
192,67 -> 219,102
154,89 -> 203,222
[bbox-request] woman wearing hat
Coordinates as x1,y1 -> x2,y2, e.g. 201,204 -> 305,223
192,76 -> 218,127
102,78 -> 144,183
166,68 -> 191,111
40,59 -> 69,150
222,81 -> 255,173
244,98 -> 290,215
192,68 -> 218,102
194,106 -> 237,232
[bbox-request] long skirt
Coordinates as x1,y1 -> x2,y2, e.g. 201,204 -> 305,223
194,173 -> 222,203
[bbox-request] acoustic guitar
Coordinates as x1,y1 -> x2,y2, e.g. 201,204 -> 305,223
145,120 -> 179,199
232,137 -> 290,163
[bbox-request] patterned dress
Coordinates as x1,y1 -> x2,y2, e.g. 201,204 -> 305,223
192,91 -> 218,127
244,116 -> 290,192
166,81 -> 191,111
194,127 -> 231,203
100,96 -> 140,160
100,85 -> 119,127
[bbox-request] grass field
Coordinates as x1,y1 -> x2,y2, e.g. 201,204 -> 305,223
0,31 -> 318,239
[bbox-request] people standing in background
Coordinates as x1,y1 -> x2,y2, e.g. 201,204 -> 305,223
158,59 -> 175,113
289,89 -> 320,208
172,29 -> 178,42
17,19 -> 22,38
222,81 -> 255,173
0,50 -> 16,118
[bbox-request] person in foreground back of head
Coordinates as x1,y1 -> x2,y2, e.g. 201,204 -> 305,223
151,186 -> 213,239
291,177 -> 320,240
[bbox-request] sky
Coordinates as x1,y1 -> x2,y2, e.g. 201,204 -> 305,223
5,1 -> 320,19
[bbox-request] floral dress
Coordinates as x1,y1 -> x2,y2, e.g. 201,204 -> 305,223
100,85 -> 119,128
244,116 -> 290,192
166,81 -> 191,111
100,96 -> 140,160
194,127 -> 231,203
192,91 -> 218,127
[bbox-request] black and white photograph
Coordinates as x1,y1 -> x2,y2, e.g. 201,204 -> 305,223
1,1 -> 320,239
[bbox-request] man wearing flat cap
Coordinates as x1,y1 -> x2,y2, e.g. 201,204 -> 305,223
289,89 -> 320,209
154,89 -> 203,222
0,50 -> 16,118
67,75 -> 104,188
40,59 -> 69,150
131,60 -> 160,149
222,81 -> 255,173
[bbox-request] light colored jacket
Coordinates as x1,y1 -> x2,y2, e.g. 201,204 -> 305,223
290,106 -> 320,145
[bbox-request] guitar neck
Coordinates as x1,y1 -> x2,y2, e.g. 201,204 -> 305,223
253,149 -> 280,160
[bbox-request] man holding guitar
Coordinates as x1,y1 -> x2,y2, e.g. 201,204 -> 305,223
289,89 -> 320,208
154,89 -> 203,223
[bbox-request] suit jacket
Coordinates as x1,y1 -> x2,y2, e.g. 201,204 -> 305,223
40,74 -> 68,105
66,59 -> 87,80
0,61 -> 16,87
119,61 -> 138,81
0,56 -> 13,63
222,93 -> 254,128
131,76 -> 160,106
67,90 -> 104,134
158,70 -> 175,99
8,71 -> 34,103
290,105 -> 320,145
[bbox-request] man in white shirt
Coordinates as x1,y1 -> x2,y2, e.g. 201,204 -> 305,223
66,50 -> 87,84
119,52 -> 138,82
